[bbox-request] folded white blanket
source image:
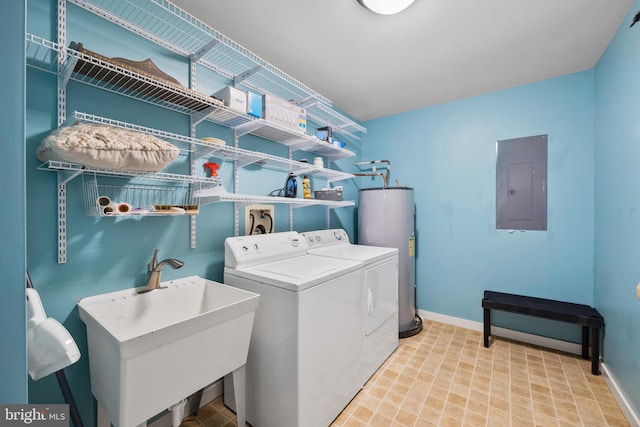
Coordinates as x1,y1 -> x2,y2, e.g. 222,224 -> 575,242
37,123 -> 180,172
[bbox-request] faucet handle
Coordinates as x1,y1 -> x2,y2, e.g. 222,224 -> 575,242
148,249 -> 159,272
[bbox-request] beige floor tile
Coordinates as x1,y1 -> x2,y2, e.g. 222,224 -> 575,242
368,413 -> 394,427
467,389 -> 490,406
358,393 -> 382,413
394,408 -> 418,426
342,416 -> 368,427
438,414 -> 463,427
463,411 -> 487,426
449,383 -> 470,398
486,406 -> 510,426
409,378 -> 431,397
399,397 -> 422,414
424,395 -> 446,412
443,401 -> 466,420
414,418 -> 438,427
370,384 -> 390,400
428,385 -> 449,401
419,403 -> 443,422
390,381 -> 411,396
352,405 -> 374,423
376,401 -> 400,420
447,392 -> 467,408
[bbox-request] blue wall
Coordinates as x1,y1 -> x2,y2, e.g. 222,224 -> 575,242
362,71 -> 596,340
0,0 -> 28,404
594,0 -> 640,415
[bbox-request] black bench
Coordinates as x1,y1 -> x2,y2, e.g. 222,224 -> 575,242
482,290 -> 604,375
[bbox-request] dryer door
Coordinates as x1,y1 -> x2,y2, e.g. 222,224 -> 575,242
364,259 -> 398,336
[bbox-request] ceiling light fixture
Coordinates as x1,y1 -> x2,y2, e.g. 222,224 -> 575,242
358,0 -> 415,15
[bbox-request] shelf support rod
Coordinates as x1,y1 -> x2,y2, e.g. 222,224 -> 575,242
326,206 -> 331,229
57,172 -> 69,264
289,147 -> 294,231
189,58 -> 199,249
297,98 -> 317,108
236,156 -> 264,168
58,169 -> 83,186
189,116 -> 198,249
193,146 -> 217,160
58,56 -> 78,90
191,39 -> 220,63
283,137 -> 310,151
57,0 -> 67,127
191,106 -> 220,126
56,0 -> 68,264
234,120 -> 268,138
233,128 -> 240,236
234,65 -> 262,86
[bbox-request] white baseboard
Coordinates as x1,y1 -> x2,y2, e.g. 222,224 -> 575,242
601,363 -> 640,427
418,309 -> 640,427
148,380 -> 224,427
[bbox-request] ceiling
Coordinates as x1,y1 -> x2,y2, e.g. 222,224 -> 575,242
172,0 -> 633,122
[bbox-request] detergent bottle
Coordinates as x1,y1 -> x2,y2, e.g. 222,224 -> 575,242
303,174 -> 311,199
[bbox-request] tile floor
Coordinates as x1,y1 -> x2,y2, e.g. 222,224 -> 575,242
180,320 -> 630,427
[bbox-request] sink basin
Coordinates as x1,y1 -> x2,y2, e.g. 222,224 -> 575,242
78,275 -> 259,427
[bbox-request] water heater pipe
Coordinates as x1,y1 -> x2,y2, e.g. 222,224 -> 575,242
354,159 -> 391,187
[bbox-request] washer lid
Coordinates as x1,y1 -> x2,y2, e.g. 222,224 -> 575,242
226,254 -> 362,291
308,244 -> 398,264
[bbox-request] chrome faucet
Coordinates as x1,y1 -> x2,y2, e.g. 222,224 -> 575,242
139,249 -> 184,293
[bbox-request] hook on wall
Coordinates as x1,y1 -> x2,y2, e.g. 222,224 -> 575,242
630,10 -> 640,27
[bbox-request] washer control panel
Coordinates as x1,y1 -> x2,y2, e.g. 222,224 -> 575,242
225,231 -> 307,268
301,229 -> 350,248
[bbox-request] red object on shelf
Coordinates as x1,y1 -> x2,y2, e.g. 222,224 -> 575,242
204,162 -> 220,177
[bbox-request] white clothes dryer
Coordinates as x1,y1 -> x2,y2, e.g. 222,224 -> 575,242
223,231 -> 364,427
301,229 -> 399,384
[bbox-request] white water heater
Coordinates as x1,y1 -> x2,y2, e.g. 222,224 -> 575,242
358,187 -> 422,337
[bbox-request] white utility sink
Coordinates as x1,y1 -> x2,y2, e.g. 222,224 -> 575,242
78,275 -> 259,427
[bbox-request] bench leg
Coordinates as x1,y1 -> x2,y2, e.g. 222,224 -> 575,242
591,327 -> 601,375
483,308 -> 491,347
581,325 -> 589,359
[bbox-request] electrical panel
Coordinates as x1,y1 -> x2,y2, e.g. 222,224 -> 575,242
496,134 -> 547,231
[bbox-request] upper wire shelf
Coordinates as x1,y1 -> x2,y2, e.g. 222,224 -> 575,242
26,34 -> 358,160
26,33 -> 224,115
66,0 -> 366,140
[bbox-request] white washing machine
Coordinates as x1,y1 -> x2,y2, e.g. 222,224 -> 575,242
223,231 -> 364,427
301,229 -> 399,384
